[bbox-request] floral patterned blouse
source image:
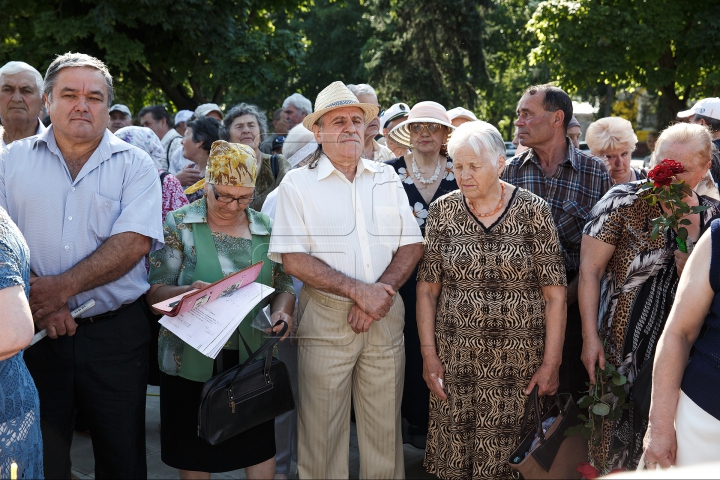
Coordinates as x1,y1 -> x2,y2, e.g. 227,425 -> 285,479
148,198 -> 294,376
385,155 -> 458,231
159,170 -> 189,223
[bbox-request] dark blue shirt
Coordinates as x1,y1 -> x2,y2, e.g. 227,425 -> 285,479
682,218 -> 720,420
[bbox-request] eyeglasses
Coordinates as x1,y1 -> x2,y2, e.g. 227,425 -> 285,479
409,123 -> 443,134
211,185 -> 256,205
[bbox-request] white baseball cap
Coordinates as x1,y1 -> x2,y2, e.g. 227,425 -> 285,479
195,103 -> 223,118
174,109 -> 193,125
109,104 -> 132,117
677,98 -> 720,120
447,107 -> 477,122
380,102 -> 410,129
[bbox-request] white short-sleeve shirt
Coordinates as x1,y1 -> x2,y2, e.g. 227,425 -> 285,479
269,155 -> 422,293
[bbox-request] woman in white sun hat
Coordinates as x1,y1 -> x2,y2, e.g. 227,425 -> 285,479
386,101 -> 459,448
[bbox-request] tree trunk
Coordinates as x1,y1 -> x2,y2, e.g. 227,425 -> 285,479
656,84 -> 687,131
604,84 -> 613,118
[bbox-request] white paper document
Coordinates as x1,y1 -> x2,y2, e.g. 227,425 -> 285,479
159,282 -> 275,358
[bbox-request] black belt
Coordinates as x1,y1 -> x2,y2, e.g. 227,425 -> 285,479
75,300 -> 137,326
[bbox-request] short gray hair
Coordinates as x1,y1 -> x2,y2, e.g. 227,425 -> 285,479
346,84 -> 377,99
220,103 -> 268,140
282,93 -> 312,115
0,61 -> 43,94
44,53 -> 114,106
447,121 -> 506,167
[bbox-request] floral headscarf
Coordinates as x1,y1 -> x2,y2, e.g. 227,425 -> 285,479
185,140 -> 258,194
115,126 -> 165,169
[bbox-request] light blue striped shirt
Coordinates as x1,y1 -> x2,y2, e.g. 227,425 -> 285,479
0,126 -> 164,317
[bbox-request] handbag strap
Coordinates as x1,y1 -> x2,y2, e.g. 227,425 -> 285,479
518,386 -> 565,443
271,154 -> 279,179
228,320 -> 288,389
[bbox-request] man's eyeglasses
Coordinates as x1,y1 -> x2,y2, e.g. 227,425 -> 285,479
211,185 -> 256,205
409,123 -> 443,134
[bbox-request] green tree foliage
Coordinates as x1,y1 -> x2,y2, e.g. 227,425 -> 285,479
527,0 -> 720,128
0,0 -> 305,113
362,0 -> 492,110
290,0 -> 373,102
480,0 -> 545,139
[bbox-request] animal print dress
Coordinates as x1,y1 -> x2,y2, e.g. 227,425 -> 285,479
419,188 -> 566,479
583,181 -> 720,473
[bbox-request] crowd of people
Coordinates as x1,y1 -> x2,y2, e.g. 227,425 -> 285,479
1,52 -> 720,480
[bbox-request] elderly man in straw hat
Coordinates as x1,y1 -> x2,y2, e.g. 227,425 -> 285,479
269,81 -> 424,478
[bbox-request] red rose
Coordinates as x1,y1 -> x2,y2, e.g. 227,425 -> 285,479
577,461 -> 600,479
647,164 -> 675,187
662,159 -> 685,174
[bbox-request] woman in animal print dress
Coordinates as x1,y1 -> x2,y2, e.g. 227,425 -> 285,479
578,122 -> 720,474
417,121 -> 567,479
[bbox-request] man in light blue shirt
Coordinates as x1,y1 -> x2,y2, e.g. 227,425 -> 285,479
0,52 -> 163,479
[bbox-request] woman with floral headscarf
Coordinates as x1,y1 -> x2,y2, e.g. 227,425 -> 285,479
146,141 -> 295,479
115,126 -> 188,223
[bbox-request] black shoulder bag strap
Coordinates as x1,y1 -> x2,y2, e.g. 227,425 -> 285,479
271,154 -> 279,179
166,136 -> 182,164
159,171 -> 170,185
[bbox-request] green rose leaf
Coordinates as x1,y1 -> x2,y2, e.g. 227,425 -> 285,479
592,403 -> 611,416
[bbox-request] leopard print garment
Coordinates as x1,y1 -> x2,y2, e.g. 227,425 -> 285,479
418,188 -> 566,479
583,181 -> 720,473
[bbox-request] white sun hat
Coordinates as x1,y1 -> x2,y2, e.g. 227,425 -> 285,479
447,107 -> 477,122
388,101 -> 455,149
302,81 -> 379,130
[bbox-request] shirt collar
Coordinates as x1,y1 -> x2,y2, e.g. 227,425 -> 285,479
161,129 -> 180,142
34,126 -> 133,160
182,197 -> 271,235
316,154 -> 381,181
520,139 -> 579,172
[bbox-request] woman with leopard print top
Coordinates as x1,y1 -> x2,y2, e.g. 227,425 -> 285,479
578,123 -> 720,474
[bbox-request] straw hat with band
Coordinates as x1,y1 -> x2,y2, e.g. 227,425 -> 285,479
388,101 -> 455,149
185,140 -> 258,195
302,81 -> 379,131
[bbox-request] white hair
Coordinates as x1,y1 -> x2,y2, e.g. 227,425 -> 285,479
0,61 -> 43,94
585,117 -> 638,155
283,124 -> 316,161
447,121 -> 506,167
346,84 -> 377,99
282,93 -> 312,115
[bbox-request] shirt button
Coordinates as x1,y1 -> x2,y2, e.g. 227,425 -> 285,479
65,246 -> 69,250
71,187 -> 75,191
68,216 -> 72,221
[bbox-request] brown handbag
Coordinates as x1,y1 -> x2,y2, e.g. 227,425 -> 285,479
508,386 -> 588,479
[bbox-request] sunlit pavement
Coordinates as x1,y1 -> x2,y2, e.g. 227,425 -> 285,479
70,386 -> 436,479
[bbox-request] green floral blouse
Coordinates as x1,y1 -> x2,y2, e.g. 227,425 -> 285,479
148,198 -> 294,378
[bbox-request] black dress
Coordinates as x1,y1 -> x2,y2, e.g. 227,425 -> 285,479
386,155 -> 458,448
159,349 -> 276,472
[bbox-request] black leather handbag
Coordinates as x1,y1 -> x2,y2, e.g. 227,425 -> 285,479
197,320 -> 295,445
